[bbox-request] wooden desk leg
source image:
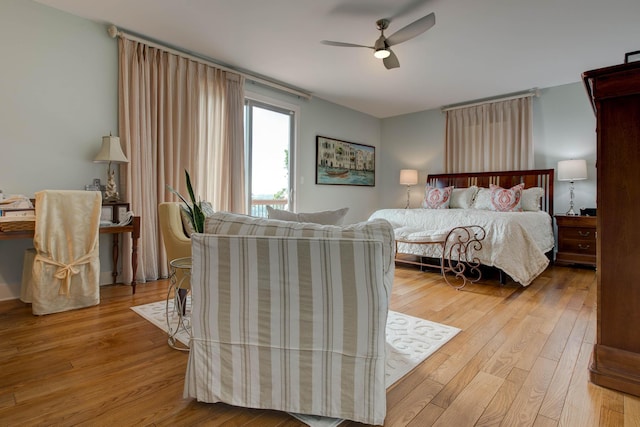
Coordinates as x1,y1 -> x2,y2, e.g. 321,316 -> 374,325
131,217 -> 140,294
111,234 -> 119,285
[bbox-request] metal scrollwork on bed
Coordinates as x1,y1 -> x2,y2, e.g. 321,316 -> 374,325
441,225 -> 486,290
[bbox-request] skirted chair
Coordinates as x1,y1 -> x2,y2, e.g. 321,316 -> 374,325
184,211 -> 395,425
21,190 -> 101,315
158,202 -> 193,316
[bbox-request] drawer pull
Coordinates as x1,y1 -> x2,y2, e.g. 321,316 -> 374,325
578,231 -> 591,237
578,244 -> 591,250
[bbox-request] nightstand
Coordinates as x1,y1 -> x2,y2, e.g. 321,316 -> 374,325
554,215 -> 596,267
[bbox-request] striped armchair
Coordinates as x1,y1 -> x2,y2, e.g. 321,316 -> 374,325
184,212 -> 395,425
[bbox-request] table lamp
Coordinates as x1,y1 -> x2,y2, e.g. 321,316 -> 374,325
557,159 -> 587,216
400,169 -> 419,209
94,134 -> 128,202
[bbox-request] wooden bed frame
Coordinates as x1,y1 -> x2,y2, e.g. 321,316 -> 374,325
426,168 -> 555,216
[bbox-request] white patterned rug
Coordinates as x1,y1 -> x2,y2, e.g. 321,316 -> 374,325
132,299 -> 460,427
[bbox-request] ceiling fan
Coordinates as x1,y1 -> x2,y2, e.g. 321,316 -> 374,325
321,12 -> 435,69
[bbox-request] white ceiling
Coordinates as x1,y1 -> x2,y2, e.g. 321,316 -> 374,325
36,0 -> 640,118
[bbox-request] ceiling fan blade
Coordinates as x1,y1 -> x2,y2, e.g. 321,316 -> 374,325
383,49 -> 400,69
386,12 -> 435,47
321,40 -> 373,49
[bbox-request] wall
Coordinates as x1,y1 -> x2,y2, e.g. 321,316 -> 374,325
0,1 -> 597,301
0,0 -> 118,300
245,84 -> 382,225
0,1 -> 381,300
379,83 -> 597,214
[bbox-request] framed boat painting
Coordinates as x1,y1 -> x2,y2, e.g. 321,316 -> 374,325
315,136 -> 375,186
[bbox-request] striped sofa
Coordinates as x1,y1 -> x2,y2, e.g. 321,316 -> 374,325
184,211 -> 395,425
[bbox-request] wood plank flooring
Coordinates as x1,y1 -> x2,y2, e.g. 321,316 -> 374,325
1,264 -> 638,426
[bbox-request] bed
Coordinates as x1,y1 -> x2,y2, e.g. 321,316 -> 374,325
369,169 -> 555,287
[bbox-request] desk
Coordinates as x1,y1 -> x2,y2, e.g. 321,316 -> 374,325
0,216 -> 141,294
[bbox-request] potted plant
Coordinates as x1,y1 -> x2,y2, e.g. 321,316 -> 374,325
167,170 -> 205,233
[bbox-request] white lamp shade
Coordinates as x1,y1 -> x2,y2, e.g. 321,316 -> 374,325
94,135 -> 128,163
557,159 -> 587,181
399,169 -> 419,186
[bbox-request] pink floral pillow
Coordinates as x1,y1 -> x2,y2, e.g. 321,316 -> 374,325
422,186 -> 453,209
490,183 -> 524,212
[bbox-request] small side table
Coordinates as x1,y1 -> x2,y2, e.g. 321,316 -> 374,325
555,215 -> 596,268
167,257 -> 192,351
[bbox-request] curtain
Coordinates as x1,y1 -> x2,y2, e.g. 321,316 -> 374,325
118,37 -> 245,283
444,96 -> 533,173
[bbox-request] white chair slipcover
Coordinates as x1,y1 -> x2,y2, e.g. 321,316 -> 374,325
21,190 -> 101,315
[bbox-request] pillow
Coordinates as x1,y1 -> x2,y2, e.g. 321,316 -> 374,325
472,188 -> 492,210
449,186 -> 479,209
521,187 -> 544,211
266,206 -> 349,225
490,183 -> 524,212
180,201 -> 215,236
422,186 -> 453,209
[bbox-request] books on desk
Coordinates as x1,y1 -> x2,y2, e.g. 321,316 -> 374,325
0,208 -> 35,217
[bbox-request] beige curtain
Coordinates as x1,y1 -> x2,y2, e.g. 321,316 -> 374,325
118,37 -> 245,283
444,96 -> 533,173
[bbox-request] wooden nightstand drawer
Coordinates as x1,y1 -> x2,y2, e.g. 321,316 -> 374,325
558,238 -> 596,255
559,227 -> 595,241
555,215 -> 597,267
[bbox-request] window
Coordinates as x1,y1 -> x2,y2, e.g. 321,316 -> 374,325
244,96 -> 296,217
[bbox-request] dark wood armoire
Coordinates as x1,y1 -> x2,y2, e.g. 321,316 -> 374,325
583,60 -> 640,397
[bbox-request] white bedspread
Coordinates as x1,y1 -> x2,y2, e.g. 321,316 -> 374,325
369,209 -> 554,286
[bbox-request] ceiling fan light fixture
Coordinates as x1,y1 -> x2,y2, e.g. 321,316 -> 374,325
374,48 -> 390,59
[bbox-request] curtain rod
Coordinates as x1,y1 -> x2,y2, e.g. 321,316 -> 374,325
441,88 -> 540,112
107,25 -> 312,100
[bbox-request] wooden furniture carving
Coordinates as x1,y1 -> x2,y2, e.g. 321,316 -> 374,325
554,215 -> 596,267
583,60 -> 640,396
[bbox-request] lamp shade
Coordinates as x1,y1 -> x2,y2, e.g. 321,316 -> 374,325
399,169 -> 419,186
94,135 -> 128,163
557,159 -> 587,181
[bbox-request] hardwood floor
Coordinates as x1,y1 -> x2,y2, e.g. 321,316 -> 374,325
1,264 -> 639,426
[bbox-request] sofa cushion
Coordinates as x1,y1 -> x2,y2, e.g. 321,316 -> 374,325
266,206 -> 349,225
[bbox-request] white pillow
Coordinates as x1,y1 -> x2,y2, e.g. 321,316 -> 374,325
266,206 -> 349,225
472,188 -> 493,210
521,187 -> 544,211
449,186 -> 479,209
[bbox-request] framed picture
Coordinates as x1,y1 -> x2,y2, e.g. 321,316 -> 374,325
316,136 -> 375,186
101,202 -> 130,224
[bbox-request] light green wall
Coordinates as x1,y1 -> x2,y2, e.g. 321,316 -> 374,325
0,0 -> 381,300
0,0 -> 118,300
0,0 -> 598,300
380,84 -> 597,213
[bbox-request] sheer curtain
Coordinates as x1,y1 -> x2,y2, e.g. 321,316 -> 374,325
444,96 -> 533,173
117,37 -> 245,283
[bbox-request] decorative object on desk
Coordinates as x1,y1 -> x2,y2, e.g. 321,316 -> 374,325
580,207 -> 597,217
625,50 -> 640,63
167,170 -> 205,233
93,133 -> 128,202
557,159 -> 587,216
399,169 -> 418,208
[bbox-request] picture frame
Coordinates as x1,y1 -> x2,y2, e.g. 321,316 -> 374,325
625,50 -> 640,64
316,135 -> 375,186
101,202 -> 130,224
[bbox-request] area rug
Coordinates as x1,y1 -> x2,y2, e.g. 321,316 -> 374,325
132,299 -> 460,427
